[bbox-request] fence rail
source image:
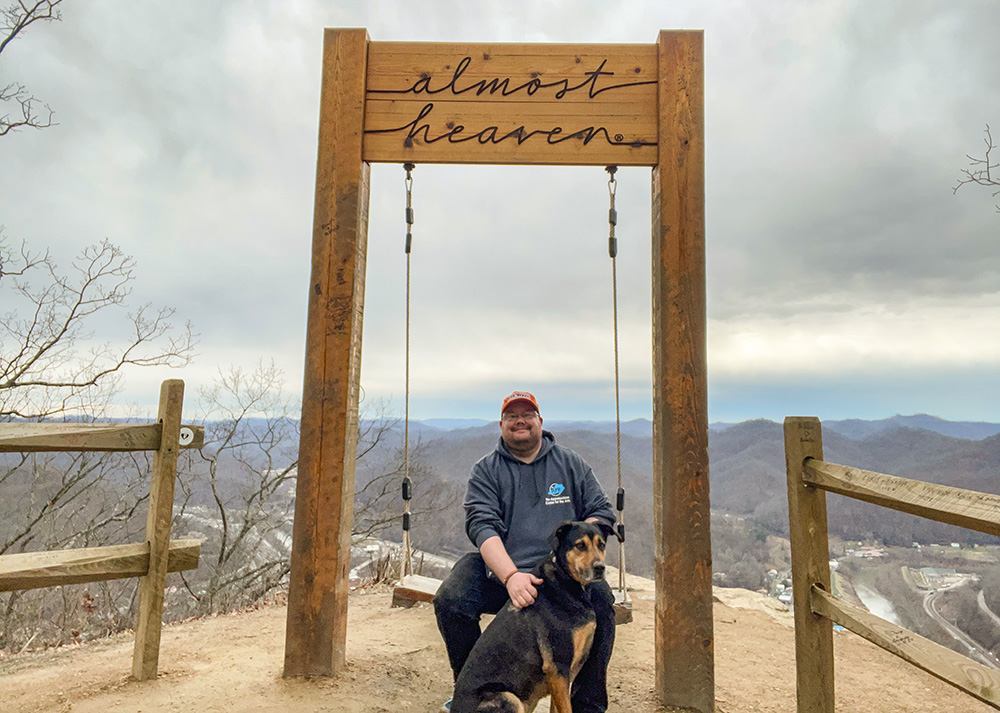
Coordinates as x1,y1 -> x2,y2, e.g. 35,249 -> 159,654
0,380 -> 203,680
784,416 -> 1000,711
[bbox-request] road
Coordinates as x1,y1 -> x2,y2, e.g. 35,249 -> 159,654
978,590 -> 1000,630
922,579 -> 1000,669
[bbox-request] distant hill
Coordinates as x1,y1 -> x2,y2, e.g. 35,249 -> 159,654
708,414 -> 1000,440
412,417 -> 653,437
154,413 -> 1000,578
704,419 -> 1000,548
391,415 -> 1000,576
417,418 -> 490,430
823,414 -> 1000,440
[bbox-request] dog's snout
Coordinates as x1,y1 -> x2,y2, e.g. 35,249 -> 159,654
593,561 -> 606,579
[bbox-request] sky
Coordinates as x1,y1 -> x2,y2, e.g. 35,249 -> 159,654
2,0 -> 999,424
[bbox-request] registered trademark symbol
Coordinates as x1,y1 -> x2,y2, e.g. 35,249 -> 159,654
614,134 -> 624,142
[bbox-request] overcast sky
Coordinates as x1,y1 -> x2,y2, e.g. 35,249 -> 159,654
2,0 -> 999,424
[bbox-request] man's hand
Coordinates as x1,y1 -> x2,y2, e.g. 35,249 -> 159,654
505,571 -> 544,609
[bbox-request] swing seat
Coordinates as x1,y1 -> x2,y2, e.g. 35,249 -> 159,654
392,572 -> 633,624
391,573 -> 442,608
613,590 -> 633,625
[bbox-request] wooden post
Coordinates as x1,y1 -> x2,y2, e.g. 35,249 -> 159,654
132,379 -> 185,680
651,30 -> 713,713
284,27 -> 370,678
783,417 -> 834,713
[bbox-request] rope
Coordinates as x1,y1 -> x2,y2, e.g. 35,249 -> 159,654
402,163 -> 415,578
605,165 -> 629,603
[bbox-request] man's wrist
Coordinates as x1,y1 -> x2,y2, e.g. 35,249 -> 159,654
501,569 -> 518,586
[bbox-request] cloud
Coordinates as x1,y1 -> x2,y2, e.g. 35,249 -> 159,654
3,0 -> 999,421
710,291 -> 1000,377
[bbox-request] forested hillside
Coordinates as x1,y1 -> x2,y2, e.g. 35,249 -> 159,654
377,417 -> 1000,584
5,414 -> 998,654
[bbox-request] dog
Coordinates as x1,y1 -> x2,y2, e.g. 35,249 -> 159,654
449,520 -> 613,713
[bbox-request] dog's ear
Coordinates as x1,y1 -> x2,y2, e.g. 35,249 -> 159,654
595,520 -> 615,543
548,521 -> 575,551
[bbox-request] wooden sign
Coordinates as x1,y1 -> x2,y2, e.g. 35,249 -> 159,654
363,42 -> 658,166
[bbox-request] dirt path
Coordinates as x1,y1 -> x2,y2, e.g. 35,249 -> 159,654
1,577 -> 995,712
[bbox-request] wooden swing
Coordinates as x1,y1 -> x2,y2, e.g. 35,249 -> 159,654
390,164 -> 632,625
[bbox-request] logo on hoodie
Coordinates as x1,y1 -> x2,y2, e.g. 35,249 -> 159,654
545,482 -> 570,506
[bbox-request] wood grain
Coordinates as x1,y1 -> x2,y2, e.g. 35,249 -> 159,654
650,29 -> 712,713
132,379 -> 185,680
284,28 -> 370,679
812,586 -> 1000,708
391,574 -> 441,607
0,540 -> 200,592
363,41 -> 657,165
804,460 -> 1000,536
784,417 -> 835,713
0,422 -> 204,452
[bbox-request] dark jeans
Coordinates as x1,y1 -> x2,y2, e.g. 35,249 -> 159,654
433,552 -> 615,713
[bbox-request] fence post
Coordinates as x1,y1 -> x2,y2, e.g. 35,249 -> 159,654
132,379 -> 185,680
784,417 -> 834,713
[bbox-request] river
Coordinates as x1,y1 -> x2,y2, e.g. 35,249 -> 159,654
854,583 -> 902,625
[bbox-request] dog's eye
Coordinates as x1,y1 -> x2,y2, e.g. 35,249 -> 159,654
598,541 -> 606,551
575,542 -> 587,550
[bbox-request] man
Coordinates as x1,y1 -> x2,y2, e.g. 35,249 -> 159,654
434,390 -> 616,713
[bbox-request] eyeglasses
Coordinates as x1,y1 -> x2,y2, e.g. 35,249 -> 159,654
502,411 -> 539,422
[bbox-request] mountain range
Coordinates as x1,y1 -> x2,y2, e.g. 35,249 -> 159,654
381,414 -> 1000,576
416,413 -> 1000,440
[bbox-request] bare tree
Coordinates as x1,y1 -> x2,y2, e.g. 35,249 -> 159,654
0,449 -> 149,557
955,124 -> 1000,213
0,233 -> 195,651
353,426 -> 456,543
0,234 -> 195,651
0,2 -> 203,652
0,237 -> 196,419
170,371 -> 459,615
172,361 -> 299,615
1,351 -> 451,647
1,0 -> 63,136
0,446 -> 152,651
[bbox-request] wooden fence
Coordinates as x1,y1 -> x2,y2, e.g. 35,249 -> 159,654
784,416 -> 1000,711
0,379 -> 204,680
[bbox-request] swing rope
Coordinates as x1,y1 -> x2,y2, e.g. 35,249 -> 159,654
396,163 -> 630,604
605,165 -> 629,604
401,162 -> 415,578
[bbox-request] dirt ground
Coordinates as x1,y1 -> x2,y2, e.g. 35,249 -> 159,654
1,572 -> 993,713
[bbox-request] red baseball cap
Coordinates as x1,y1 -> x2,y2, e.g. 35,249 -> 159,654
501,390 -> 540,415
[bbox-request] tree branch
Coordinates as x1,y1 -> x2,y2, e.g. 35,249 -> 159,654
0,82 -> 54,135
0,1 -> 62,58
0,1 -> 63,136
955,124 -> 1000,213
0,239 -> 196,419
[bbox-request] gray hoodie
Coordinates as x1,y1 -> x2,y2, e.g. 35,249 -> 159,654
464,430 -> 615,571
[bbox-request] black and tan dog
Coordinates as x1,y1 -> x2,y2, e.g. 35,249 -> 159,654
450,520 -> 612,713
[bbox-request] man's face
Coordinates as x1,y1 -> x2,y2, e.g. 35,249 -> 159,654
500,403 -> 543,452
